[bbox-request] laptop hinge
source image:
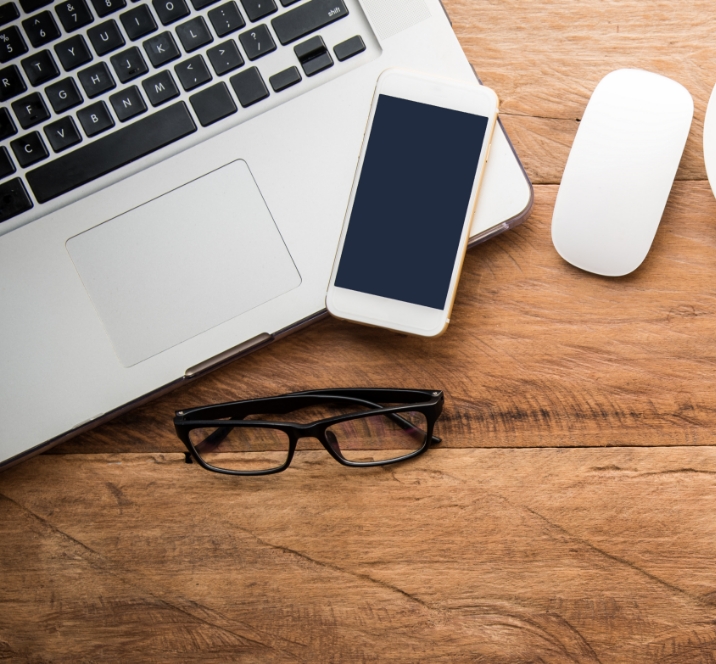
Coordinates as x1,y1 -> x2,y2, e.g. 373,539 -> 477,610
185,333 -> 272,378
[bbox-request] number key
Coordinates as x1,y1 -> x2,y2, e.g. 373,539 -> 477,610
90,0 -> 126,18
20,0 -> 52,12
55,0 -> 94,31
238,23 -> 274,60
0,26 -> 28,63
22,11 -> 61,48
0,3 -> 20,27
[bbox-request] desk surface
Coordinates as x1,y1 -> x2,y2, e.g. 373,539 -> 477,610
3,1 -> 716,661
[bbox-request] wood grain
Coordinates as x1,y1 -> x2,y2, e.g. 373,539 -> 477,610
3,448 -> 716,662
4,0 -> 716,661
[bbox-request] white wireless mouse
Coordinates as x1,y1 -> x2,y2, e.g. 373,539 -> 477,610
551,69 -> 693,277
703,84 -> 716,200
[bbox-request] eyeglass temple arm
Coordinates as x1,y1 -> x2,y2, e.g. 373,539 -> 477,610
192,424 -> 236,455
184,394 -> 442,445
383,411 -> 442,444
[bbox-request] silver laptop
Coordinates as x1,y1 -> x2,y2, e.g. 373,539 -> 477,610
0,0 -> 532,467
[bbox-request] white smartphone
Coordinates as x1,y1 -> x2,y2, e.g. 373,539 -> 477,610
326,69 -> 499,337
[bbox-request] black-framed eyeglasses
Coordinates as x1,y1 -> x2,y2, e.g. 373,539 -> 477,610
174,388 -> 444,475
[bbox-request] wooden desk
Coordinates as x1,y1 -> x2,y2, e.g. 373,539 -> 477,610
3,1 -> 716,660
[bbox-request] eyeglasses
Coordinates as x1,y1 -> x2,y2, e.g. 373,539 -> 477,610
174,388 -> 444,475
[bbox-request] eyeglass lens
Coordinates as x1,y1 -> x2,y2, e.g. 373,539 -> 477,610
325,410 -> 428,463
188,426 -> 290,472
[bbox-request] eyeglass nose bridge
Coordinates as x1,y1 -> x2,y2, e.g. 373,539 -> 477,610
292,422 -> 342,457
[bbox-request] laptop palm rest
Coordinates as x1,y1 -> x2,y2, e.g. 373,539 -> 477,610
66,160 -> 301,367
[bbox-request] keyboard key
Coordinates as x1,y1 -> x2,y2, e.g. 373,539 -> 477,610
294,35 -> 330,76
0,107 -> 17,139
0,2 -> 20,27
11,130 -> 49,166
27,101 -> 196,202
12,91 -> 50,128
152,0 -> 188,26
301,48 -> 330,75
175,15 -> 212,52
174,53 -> 209,90
0,64 -> 26,101
190,80 -> 235,126
77,61 -> 115,97
229,65 -> 266,106
90,0 -> 126,18
21,49 -> 59,85
0,146 -> 15,178
0,26 -> 28,63
77,99 -> 114,135
45,76 -> 82,112
19,0 -> 51,12
54,34 -> 92,70
143,31 -> 179,66
110,83 -> 146,120
88,19 -> 125,55
110,45 -> 147,82
190,0 -> 217,8
141,67 -> 177,104
208,1 -> 244,37
238,23 -> 274,60
334,34 -> 364,61
22,11 -> 61,48
44,114 -> 81,151
0,177 -> 32,222
272,0 -> 347,45
240,0 -> 274,21
269,64 -> 299,91
120,4 -> 156,40
206,39 -> 242,75
55,0 -> 94,32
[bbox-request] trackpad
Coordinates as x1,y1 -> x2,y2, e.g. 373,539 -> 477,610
67,160 -> 301,367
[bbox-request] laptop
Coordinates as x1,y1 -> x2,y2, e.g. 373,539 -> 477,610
0,0 -> 532,467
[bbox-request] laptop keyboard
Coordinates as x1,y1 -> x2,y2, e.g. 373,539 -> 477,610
0,0 -> 369,222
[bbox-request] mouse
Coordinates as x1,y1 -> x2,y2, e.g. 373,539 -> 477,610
551,68 -> 693,277
702,84 -> 716,202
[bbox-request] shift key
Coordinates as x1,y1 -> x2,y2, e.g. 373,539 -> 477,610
26,102 -> 196,203
272,0 -> 348,45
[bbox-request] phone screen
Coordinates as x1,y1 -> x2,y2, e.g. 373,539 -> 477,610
334,94 -> 489,310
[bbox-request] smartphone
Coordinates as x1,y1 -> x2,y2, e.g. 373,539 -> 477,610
326,69 -> 499,337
